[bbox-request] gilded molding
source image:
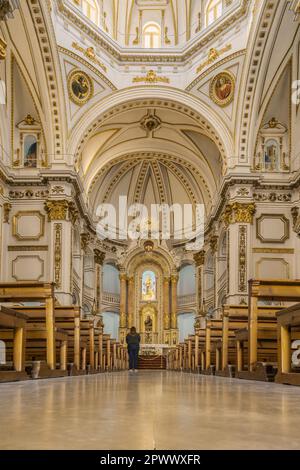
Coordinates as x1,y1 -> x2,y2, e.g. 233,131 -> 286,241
12,211 -> 45,241
238,225 -> 247,293
0,37 -> 7,60
132,70 -> 170,85
3,203 -> 12,223
54,223 -> 62,288
8,246 -> 49,252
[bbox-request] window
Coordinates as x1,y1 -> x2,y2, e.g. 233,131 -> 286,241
206,0 -> 223,26
143,23 -> 161,49
73,0 -> 99,25
142,271 -> 156,301
82,0 -> 98,23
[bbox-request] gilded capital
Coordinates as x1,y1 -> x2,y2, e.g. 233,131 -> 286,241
80,232 -> 90,251
209,235 -> 218,254
119,273 -> 128,282
94,249 -> 105,265
223,202 -> 256,225
171,274 -> 179,283
45,200 -> 69,221
194,250 -> 205,266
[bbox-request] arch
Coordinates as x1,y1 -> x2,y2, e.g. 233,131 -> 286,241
68,88 -> 233,168
124,244 -> 176,276
143,22 -> 161,48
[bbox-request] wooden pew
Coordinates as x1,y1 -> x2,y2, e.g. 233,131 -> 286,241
0,306 -> 29,382
12,306 -> 87,376
276,303 -> 300,386
200,319 -> 223,375
215,306 -> 249,378
0,282 -> 60,374
235,279 -> 300,381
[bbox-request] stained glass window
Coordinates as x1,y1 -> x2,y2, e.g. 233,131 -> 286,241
142,271 -> 156,301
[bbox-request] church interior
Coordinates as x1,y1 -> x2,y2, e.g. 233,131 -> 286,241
1,0 -> 300,452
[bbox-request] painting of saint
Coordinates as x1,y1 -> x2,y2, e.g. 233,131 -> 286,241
142,271 -> 156,301
215,76 -> 232,100
24,135 -> 37,168
68,70 -> 93,106
210,71 -> 235,107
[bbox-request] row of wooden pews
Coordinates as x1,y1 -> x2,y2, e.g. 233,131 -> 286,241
0,282 -> 128,383
167,279 -> 300,386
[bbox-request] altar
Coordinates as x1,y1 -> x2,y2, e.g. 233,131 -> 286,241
140,344 -> 172,356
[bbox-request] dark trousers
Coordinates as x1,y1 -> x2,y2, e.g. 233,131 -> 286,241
128,346 -> 139,370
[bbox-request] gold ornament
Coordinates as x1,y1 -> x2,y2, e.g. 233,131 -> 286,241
133,70 -> 170,85
45,200 -> 69,221
67,69 -> 94,106
0,37 -> 7,60
210,70 -> 235,107
223,203 -> 256,225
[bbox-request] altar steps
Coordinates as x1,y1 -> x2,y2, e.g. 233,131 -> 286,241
138,355 -> 166,370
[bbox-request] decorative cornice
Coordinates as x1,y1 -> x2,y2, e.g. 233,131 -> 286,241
55,0 -> 249,65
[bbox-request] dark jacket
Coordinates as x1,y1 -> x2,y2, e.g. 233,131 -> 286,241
126,333 -> 141,349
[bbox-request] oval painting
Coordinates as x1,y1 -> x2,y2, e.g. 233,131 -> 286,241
210,71 -> 235,107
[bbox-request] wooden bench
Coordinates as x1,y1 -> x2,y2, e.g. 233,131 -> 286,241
0,306 -> 29,382
12,306 -> 86,376
0,282 -> 57,372
200,319 -> 223,375
235,279 -> 300,381
276,303 -> 300,386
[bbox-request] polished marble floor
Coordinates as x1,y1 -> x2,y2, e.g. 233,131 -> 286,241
1,371 -> 300,450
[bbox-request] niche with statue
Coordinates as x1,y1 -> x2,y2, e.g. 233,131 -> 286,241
254,118 -> 289,173
15,114 -> 46,168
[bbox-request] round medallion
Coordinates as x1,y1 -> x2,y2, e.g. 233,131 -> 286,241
68,69 -> 94,106
209,71 -> 235,107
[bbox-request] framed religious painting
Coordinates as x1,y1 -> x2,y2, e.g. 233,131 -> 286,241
210,70 -> 235,107
68,69 -> 94,106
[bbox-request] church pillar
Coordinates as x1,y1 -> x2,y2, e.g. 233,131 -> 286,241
170,274 -> 179,344
194,250 -> 205,317
163,276 -> 170,344
45,198 -> 78,305
128,276 -> 134,329
94,249 -> 105,311
119,272 -> 128,344
223,203 -> 256,304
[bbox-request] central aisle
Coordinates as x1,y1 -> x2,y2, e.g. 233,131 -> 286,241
0,371 -> 300,450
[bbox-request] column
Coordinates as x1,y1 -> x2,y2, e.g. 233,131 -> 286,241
45,196 -> 77,305
194,250 -> 205,316
119,273 -> 127,344
163,276 -> 170,341
128,276 -> 135,328
224,202 -> 256,305
170,274 -> 179,345
94,249 -> 105,311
